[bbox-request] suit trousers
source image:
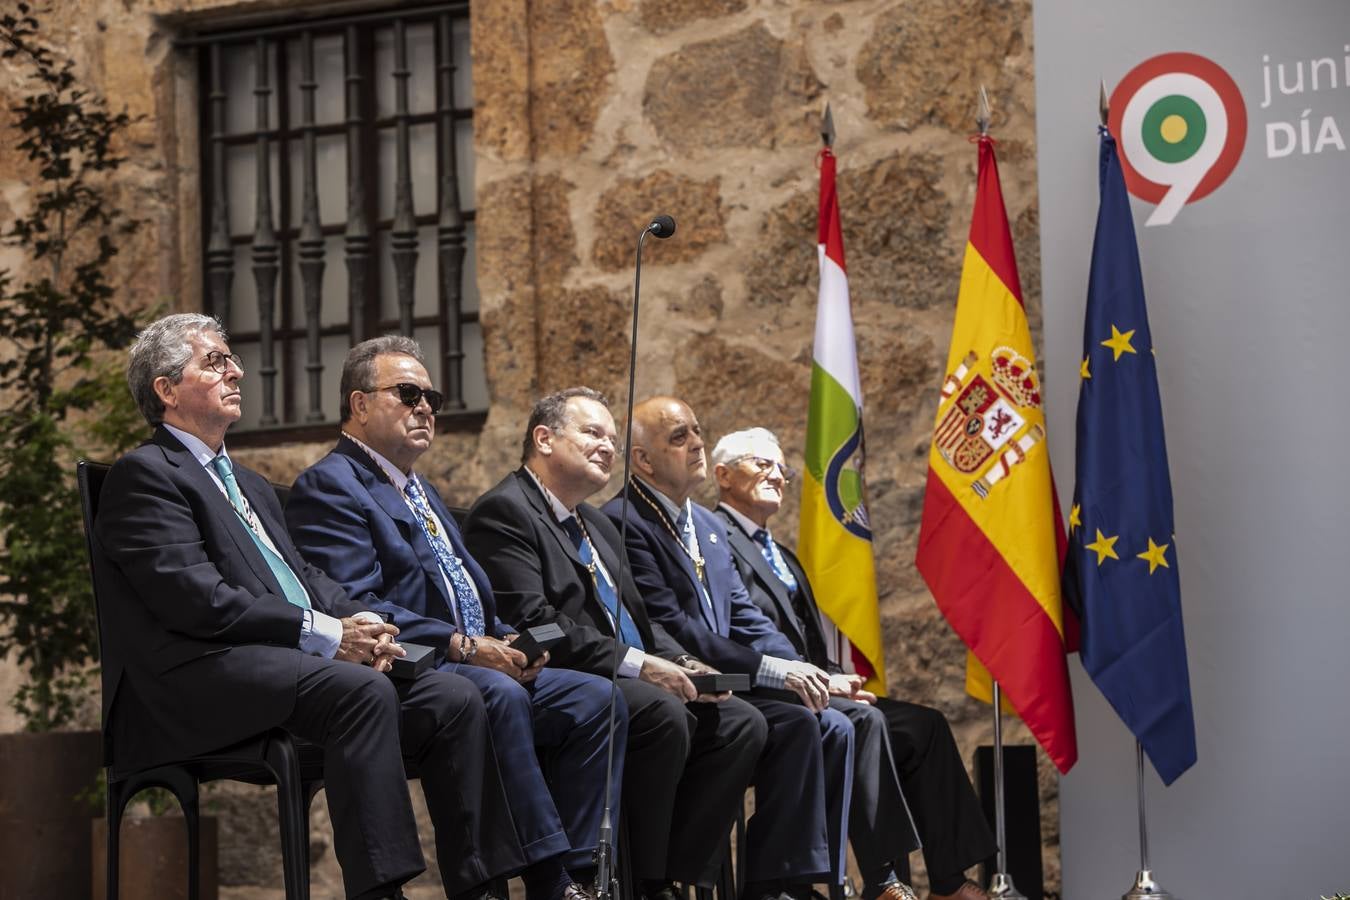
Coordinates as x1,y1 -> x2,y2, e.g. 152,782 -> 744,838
616,680 -> 767,886
875,697 -> 997,893
442,662 -> 626,871
741,694 -> 837,884
283,652 -> 524,900
829,698 -> 921,885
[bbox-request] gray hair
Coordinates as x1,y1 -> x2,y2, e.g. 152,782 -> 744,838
339,335 -> 426,422
711,427 -> 782,468
127,313 -> 227,426
522,387 -> 609,463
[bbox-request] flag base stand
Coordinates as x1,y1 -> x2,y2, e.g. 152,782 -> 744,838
987,873 -> 1026,899
1122,869 -> 1173,900
1121,742 -> 1177,900
986,683 -> 1025,900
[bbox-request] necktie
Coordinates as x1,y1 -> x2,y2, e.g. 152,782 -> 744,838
561,516 -> 644,650
403,475 -> 486,636
753,528 -> 799,592
210,455 -> 310,610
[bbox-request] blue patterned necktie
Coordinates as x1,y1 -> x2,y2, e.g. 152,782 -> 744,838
210,455 -> 310,610
403,475 -> 486,637
561,516 -> 644,650
753,528 -> 799,593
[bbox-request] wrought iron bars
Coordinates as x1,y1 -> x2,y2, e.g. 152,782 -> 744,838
251,37 -> 280,427
296,30 -> 326,422
435,12 -> 466,410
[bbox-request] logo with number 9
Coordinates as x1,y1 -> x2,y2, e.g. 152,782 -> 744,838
1109,52 -> 1247,226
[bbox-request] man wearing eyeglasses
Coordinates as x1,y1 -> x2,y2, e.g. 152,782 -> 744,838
601,396 -> 854,900
287,337 -> 621,900
461,387 -> 767,900
92,314 -> 524,900
711,428 -> 995,900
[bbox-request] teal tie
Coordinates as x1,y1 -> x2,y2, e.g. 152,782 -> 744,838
210,455 -> 311,610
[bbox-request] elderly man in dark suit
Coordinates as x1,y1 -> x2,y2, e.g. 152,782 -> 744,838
460,387 -> 767,900
92,314 -> 523,900
602,396 -> 858,900
711,427 -> 995,900
286,337 -> 617,900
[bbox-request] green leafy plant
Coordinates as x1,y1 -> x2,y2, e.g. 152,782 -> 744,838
0,3 -> 148,730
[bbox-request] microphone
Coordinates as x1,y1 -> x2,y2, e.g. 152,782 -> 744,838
647,215 -> 676,239
593,216 -> 675,900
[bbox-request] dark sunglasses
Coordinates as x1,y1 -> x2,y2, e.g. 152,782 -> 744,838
371,382 -> 444,414
202,350 -> 243,374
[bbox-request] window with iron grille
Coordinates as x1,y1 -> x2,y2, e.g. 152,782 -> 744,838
189,2 -> 485,441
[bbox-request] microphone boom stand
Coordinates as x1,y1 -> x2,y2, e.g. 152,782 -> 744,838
594,216 -> 673,900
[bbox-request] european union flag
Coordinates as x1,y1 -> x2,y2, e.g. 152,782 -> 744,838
1062,129 -> 1197,786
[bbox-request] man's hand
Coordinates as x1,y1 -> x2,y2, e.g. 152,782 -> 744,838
371,632 -> 407,674
782,660 -> 831,712
639,655 -> 697,702
679,657 -> 732,703
828,672 -> 877,704
471,635 -> 529,681
336,618 -> 399,665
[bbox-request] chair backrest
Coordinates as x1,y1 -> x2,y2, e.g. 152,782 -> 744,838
77,459 -> 115,762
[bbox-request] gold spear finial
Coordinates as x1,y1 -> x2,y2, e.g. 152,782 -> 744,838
821,101 -> 836,148
1099,80 -> 1110,127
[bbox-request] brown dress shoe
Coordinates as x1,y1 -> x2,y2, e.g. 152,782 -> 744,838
927,881 -> 989,900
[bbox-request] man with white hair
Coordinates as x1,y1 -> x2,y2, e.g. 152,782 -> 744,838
711,427 -> 996,900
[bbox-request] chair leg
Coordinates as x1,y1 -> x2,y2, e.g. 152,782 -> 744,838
106,775 -> 128,900
267,736 -> 311,900
159,769 -> 202,900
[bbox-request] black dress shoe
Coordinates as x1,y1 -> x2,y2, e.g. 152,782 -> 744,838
562,882 -> 597,900
644,883 -> 681,900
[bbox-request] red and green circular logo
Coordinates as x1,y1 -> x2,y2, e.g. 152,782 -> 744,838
1108,52 -> 1247,225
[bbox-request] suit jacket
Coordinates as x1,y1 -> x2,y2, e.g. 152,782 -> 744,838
285,435 -> 514,653
91,427 -> 366,767
601,480 -> 796,679
712,506 -> 840,674
461,468 -> 687,675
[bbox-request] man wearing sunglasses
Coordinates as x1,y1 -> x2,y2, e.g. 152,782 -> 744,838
92,314 -> 524,900
711,428 -> 995,900
287,336 -> 620,900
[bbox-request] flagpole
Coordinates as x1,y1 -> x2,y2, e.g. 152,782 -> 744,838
1121,740 -> 1174,900
987,681 -> 1025,900
973,85 -> 1025,900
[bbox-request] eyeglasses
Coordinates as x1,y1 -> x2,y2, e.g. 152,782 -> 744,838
202,350 -> 243,374
560,424 -> 622,456
729,455 -> 796,484
371,383 -> 444,414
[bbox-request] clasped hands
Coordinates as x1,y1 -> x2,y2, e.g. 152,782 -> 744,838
336,617 -> 405,673
452,632 -> 547,684
783,662 -> 877,712
640,654 -> 729,704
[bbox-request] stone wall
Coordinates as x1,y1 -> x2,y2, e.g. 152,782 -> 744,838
0,0 -> 1061,894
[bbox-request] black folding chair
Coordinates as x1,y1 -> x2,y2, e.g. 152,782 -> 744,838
78,460 -> 324,900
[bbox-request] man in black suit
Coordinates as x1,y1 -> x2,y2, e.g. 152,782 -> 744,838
711,427 -> 996,900
602,396 -> 849,900
91,314 -> 523,900
460,387 -> 767,900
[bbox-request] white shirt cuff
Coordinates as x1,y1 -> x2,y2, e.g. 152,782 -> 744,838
756,654 -> 791,690
618,647 -> 646,679
302,609 -> 345,658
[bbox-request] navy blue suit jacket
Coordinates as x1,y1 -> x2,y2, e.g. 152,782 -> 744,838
285,435 -> 514,652
601,480 -> 796,679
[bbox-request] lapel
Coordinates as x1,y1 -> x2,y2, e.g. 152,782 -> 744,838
717,508 -> 806,648
631,480 -> 717,630
421,478 -> 496,612
516,469 -> 585,570
153,427 -> 287,600
332,435 -> 454,613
